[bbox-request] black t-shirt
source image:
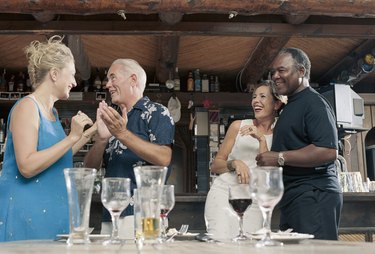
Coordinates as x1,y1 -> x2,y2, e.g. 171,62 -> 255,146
271,87 -> 342,207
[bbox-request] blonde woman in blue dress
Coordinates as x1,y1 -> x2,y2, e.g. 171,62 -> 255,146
0,36 -> 95,241
204,80 -> 285,240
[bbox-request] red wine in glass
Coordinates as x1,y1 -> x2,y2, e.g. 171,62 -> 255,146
160,208 -> 170,218
229,198 -> 252,216
228,185 -> 252,242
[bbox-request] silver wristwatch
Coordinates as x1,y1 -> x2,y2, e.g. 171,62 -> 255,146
278,152 -> 285,166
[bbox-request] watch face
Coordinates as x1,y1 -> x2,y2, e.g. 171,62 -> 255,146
166,80 -> 175,89
278,153 -> 284,166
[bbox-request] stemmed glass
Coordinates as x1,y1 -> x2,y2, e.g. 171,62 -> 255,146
160,185 -> 175,242
101,177 -> 131,245
228,184 -> 253,242
250,166 -> 284,247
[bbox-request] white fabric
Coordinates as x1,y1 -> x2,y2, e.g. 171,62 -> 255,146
168,96 -> 181,123
204,119 -> 273,240
101,215 -> 135,240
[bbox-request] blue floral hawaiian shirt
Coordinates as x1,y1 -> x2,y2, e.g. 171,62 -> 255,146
102,96 -> 175,220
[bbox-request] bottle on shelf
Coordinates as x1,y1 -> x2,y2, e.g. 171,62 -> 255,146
209,75 -> 215,92
0,69 -> 6,92
83,80 -> 90,92
187,71 -> 194,92
93,69 -> 102,92
0,118 -> 5,143
25,72 -> 32,92
101,69 -> 108,90
16,71 -> 25,92
194,69 -> 201,92
201,74 -> 209,93
173,67 -> 180,91
214,75 -> 220,92
8,74 -> 15,92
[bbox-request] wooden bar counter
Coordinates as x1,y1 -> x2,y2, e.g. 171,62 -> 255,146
0,239 -> 374,254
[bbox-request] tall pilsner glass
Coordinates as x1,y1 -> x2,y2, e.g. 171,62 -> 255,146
64,168 -> 96,246
134,165 -> 167,243
251,166 -> 284,247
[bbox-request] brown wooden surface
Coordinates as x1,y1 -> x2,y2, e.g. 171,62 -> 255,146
3,0 -> 375,18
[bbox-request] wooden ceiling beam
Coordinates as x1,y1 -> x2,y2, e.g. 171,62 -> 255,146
2,0 -> 375,18
159,12 -> 183,25
243,37 -> 290,85
2,21 -> 375,38
67,35 -> 91,80
283,15 -> 310,25
155,36 -> 179,83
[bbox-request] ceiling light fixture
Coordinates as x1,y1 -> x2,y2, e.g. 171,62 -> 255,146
117,10 -> 127,20
228,11 -> 238,19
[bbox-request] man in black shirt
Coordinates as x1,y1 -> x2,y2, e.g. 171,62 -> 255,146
256,47 -> 342,240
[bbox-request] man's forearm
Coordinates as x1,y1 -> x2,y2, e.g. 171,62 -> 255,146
84,138 -> 108,169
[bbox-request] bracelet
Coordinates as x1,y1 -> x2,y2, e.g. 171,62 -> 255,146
82,133 -> 90,139
227,160 -> 236,172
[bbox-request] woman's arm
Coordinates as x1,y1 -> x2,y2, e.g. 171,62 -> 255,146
11,99 -> 92,178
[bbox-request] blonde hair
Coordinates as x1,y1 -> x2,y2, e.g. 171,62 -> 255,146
24,35 -> 74,89
112,59 -> 147,91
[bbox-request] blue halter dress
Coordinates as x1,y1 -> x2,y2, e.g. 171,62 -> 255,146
0,96 -> 72,241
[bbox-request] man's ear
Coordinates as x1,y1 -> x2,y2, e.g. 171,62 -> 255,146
299,66 -> 306,78
130,74 -> 137,87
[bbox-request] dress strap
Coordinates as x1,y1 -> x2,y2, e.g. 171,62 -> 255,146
6,96 -> 42,132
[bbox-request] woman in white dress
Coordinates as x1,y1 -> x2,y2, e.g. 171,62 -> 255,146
204,80 -> 286,240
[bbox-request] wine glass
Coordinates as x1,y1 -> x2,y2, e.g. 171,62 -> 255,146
228,184 -> 253,242
101,177 -> 131,245
160,185 -> 175,242
250,166 -> 284,247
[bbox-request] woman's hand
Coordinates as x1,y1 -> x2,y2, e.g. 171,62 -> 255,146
69,111 -> 94,141
239,124 -> 264,142
230,160 -> 250,184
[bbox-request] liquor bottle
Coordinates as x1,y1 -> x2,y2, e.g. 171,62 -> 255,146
93,69 -> 102,92
187,71 -> 194,92
16,72 -> 25,92
8,74 -> 15,92
201,74 -> 209,92
25,72 -> 32,92
194,69 -> 201,92
0,118 -> 5,143
101,69 -> 108,90
209,75 -> 215,92
0,69 -> 5,92
214,75 -> 220,92
173,67 -> 180,91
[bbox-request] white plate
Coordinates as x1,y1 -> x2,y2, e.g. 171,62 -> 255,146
56,234 -> 110,241
251,232 -> 314,243
174,232 -> 199,241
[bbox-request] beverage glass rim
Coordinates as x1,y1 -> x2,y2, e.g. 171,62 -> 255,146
102,177 -> 131,182
63,167 -> 97,174
133,165 -> 168,171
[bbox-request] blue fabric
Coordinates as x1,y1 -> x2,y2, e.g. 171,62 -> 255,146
102,96 -> 175,222
0,97 -> 72,242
